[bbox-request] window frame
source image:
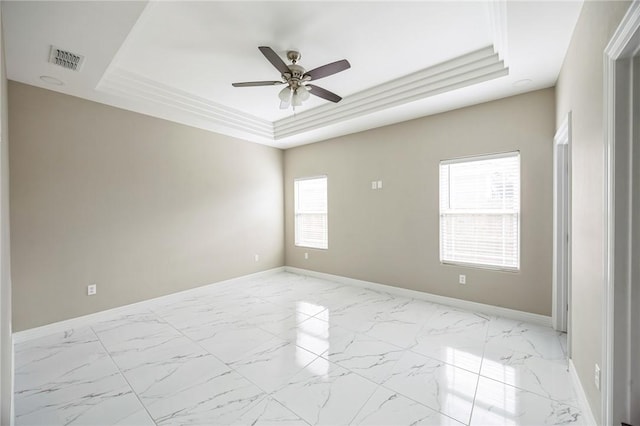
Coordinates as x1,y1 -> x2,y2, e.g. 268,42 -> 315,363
439,151 -> 521,272
294,175 -> 328,250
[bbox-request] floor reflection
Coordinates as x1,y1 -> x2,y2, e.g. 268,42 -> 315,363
296,301 -> 329,377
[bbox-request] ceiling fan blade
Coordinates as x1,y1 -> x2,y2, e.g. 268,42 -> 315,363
232,81 -> 283,87
258,46 -> 291,76
307,84 -> 342,103
304,59 -> 351,81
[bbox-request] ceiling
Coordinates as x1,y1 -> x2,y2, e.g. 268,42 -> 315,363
2,1 -> 583,149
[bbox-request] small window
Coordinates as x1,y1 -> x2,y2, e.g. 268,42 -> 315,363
294,176 -> 328,249
439,152 -> 520,270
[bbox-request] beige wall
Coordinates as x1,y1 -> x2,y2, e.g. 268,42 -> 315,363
0,4 -> 13,423
555,0 -> 631,420
8,82 -> 284,331
285,88 -> 555,316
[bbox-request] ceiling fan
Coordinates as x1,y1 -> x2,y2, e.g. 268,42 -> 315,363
232,46 -> 351,110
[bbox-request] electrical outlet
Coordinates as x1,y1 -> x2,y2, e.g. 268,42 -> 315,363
87,284 -> 96,296
304,252 -> 309,260
377,180 -> 383,189
371,181 -> 377,190
595,364 -> 601,389
254,254 -> 259,262
459,275 -> 466,285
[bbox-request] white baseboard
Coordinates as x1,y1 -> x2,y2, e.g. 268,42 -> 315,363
13,267 -> 285,344
14,265 -> 553,343
10,334 -> 14,426
285,266 -> 552,327
569,359 -> 598,425
3,333 -> 14,426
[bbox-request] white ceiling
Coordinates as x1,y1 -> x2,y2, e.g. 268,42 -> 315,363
2,1 -> 583,148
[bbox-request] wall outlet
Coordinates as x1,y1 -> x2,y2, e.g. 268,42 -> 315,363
595,364 -> 601,389
377,180 -> 383,189
459,275 -> 466,285
254,254 -> 259,262
371,181 -> 377,190
87,284 -> 97,296
304,252 -> 309,260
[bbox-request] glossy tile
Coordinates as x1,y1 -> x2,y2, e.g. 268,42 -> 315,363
410,332 -> 486,374
363,318 -> 425,348
322,333 -> 405,384
230,337 -> 318,392
113,409 -> 157,426
124,353 -> 231,405
15,348 -> 143,425
196,322 -> 277,363
14,272 -> 586,426
273,357 -> 378,425
14,327 -> 147,426
481,345 -> 579,406
409,307 -> 489,373
16,380 -> 145,426
15,327 -> 111,389
486,317 -> 565,361
256,309 -> 313,337
157,302 -> 247,342
380,350 -> 479,424
423,306 -> 491,340
471,377 -> 586,425
144,369 -> 265,425
323,309 -> 380,334
351,387 -> 464,425
91,313 -> 202,373
279,316 -> 356,358
233,396 -> 309,426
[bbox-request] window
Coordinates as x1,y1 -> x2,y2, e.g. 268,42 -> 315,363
439,152 -> 520,270
294,176 -> 328,249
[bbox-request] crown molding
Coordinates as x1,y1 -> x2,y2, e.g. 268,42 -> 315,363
97,68 -> 274,139
274,46 -> 507,139
487,0 -> 509,66
97,46 -> 507,144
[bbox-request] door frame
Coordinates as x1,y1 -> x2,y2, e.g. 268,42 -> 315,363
603,2 -> 640,425
553,112 -> 571,336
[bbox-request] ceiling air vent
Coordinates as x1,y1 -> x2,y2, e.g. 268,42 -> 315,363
48,46 -> 84,71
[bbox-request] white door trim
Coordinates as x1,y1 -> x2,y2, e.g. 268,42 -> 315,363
553,112 -> 571,335
603,2 -> 640,425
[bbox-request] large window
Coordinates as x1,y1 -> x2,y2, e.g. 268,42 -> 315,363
439,152 -> 520,270
294,176 -> 328,249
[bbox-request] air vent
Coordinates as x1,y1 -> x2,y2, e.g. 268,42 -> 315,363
48,46 -> 84,71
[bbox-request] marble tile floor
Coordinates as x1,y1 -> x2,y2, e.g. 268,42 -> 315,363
14,272 -> 583,426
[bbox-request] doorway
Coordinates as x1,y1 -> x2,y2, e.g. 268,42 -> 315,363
603,2 -> 640,425
553,113 -> 571,339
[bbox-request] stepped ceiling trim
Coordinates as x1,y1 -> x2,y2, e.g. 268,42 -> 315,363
97,69 -> 274,139
274,47 -> 507,139
98,46 -> 507,143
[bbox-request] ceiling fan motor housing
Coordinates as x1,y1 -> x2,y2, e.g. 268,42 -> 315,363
284,64 -> 308,89
232,46 -> 347,105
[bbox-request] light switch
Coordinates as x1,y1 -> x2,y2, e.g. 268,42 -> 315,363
377,180 -> 383,189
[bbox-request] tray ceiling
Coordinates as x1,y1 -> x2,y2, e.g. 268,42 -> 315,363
2,1 -> 583,148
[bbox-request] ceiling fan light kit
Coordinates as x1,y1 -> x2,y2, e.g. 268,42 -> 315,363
232,46 -> 350,111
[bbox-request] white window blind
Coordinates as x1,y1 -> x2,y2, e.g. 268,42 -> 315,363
439,152 -> 520,270
295,176 -> 328,249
